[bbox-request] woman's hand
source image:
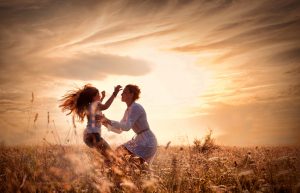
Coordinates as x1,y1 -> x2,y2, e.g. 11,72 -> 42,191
102,117 -> 112,126
113,85 -> 122,97
95,114 -> 107,124
97,114 -> 112,126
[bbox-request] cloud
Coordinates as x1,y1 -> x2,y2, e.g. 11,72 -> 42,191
240,0 -> 300,19
95,28 -> 178,47
34,53 -> 151,80
0,52 -> 151,84
173,18 -> 300,53
268,46 -> 300,64
0,0 -> 158,84
190,101 -> 300,145
198,0 -> 236,17
1,0 -> 300,146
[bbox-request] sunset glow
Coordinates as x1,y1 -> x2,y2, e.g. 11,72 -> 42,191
0,0 -> 299,146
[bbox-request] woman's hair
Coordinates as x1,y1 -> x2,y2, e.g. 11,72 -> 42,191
59,84 -> 99,122
125,84 -> 141,101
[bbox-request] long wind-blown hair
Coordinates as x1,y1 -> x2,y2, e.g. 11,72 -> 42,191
59,84 -> 99,122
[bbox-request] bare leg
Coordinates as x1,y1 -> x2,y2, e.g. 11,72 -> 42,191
83,132 -> 115,165
95,138 -> 116,165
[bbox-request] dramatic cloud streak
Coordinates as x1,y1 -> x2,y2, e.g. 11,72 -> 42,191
0,0 -> 299,145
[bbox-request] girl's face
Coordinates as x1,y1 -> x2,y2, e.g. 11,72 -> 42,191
121,87 -> 133,103
93,92 -> 100,101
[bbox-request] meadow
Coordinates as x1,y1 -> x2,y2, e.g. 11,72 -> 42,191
0,133 -> 299,193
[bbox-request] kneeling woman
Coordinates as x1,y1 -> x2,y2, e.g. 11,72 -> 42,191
103,84 -> 157,164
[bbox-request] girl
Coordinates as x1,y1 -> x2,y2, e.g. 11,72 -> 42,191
59,84 -> 121,160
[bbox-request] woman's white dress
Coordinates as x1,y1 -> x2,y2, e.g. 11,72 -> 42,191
110,102 -> 157,163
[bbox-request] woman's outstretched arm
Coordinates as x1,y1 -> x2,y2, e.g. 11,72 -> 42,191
106,104 -> 142,131
106,124 -> 122,134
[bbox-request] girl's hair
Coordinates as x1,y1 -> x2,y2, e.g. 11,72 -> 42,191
125,84 -> 141,101
59,84 -> 99,122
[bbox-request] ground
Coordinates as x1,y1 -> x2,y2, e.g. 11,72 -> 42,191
0,143 -> 299,193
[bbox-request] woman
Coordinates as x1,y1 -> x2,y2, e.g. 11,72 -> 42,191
103,84 -> 157,164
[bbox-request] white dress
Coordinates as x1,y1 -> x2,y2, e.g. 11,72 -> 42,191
86,101 -> 102,134
110,102 -> 157,163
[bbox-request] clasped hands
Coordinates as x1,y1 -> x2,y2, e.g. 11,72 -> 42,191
95,114 -> 111,127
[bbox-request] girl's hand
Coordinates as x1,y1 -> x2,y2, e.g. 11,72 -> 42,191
101,90 -> 105,98
100,91 -> 105,102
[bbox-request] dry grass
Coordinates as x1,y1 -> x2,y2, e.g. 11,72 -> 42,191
0,137 -> 299,193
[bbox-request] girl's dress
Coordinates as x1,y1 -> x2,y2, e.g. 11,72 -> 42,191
83,101 -> 109,149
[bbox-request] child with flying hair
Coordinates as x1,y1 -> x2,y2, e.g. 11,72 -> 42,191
59,84 -> 122,161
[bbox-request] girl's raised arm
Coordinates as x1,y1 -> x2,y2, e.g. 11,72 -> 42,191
99,85 -> 122,110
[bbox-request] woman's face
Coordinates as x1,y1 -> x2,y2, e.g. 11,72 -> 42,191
121,87 -> 133,103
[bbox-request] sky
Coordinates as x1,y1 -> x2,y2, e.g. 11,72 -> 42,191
0,0 -> 300,146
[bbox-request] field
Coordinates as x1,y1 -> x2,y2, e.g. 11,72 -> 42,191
0,139 -> 299,193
